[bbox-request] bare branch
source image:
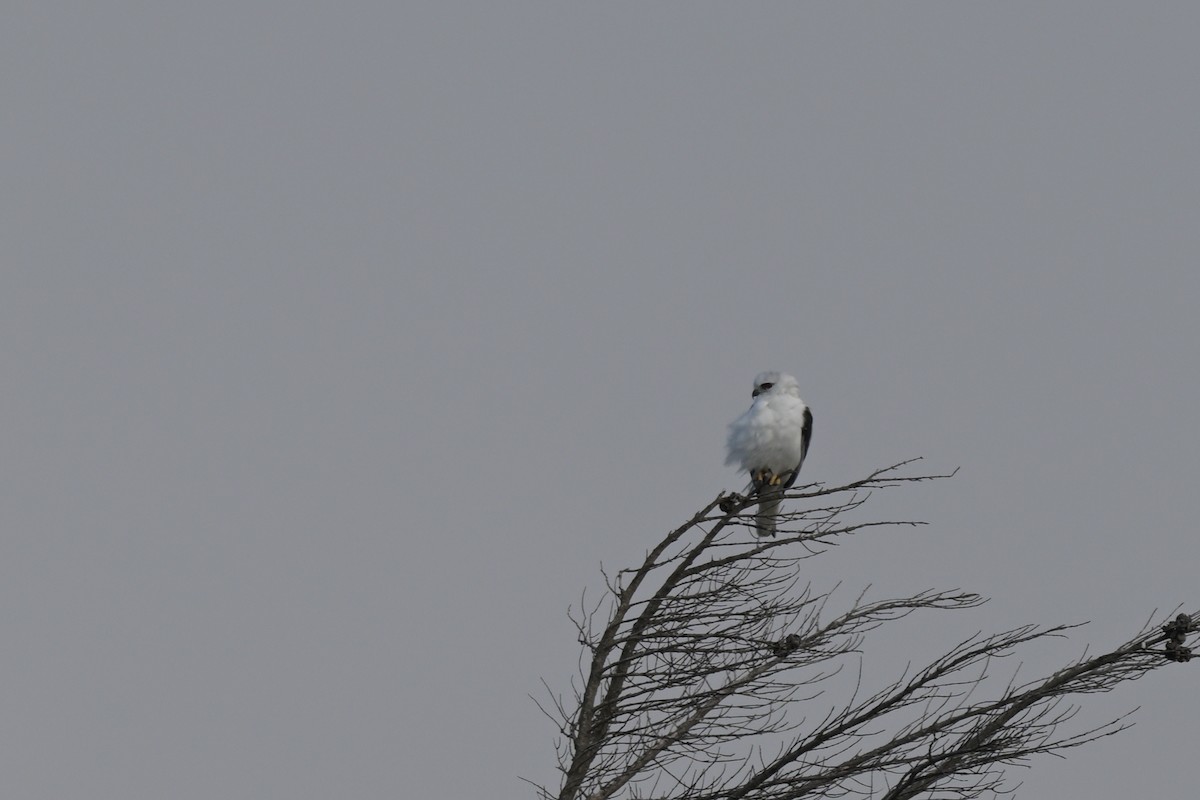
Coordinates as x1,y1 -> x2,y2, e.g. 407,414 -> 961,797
536,462 -> 1195,800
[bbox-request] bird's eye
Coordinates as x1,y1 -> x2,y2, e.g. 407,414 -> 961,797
759,382 -> 774,391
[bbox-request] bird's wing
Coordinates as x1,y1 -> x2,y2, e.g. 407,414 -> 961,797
782,406 -> 813,490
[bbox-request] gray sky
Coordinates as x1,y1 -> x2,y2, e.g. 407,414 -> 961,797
4,3 -> 1199,798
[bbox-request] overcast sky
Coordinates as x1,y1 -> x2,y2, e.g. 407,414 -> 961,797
4,4 -> 1199,798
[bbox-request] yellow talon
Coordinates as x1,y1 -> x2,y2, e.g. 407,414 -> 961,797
753,468 -> 780,487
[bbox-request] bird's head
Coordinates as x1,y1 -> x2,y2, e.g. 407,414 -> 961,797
751,371 -> 802,398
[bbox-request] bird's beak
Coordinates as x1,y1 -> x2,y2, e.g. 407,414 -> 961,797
751,389 -> 761,398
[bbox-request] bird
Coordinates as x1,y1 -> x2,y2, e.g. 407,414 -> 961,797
725,371 -> 813,537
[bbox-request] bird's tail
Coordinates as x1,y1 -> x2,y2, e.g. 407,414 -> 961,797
754,489 -> 783,537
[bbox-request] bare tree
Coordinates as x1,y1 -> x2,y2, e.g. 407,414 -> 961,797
532,461 -> 1195,800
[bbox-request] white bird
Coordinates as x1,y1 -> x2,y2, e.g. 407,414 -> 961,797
725,371 -> 813,537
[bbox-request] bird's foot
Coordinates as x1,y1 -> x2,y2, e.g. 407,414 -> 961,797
753,468 -> 791,487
